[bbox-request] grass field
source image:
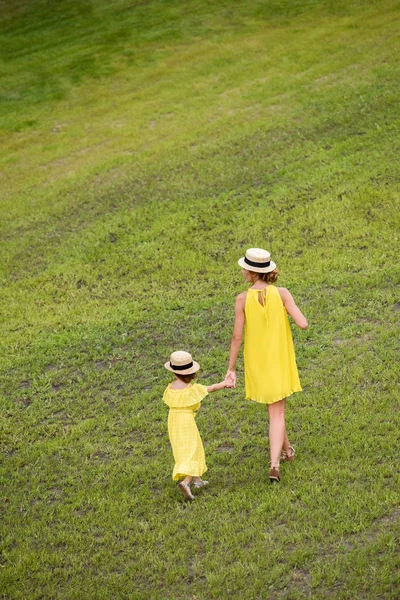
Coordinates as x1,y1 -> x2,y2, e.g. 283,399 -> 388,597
1,0 -> 400,598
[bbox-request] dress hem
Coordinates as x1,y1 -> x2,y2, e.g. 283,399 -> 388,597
246,387 -> 302,405
172,465 -> 208,481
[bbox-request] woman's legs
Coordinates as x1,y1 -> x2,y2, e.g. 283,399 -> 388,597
282,431 -> 291,454
267,398 -> 287,469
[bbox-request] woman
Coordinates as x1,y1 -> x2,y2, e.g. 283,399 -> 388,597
226,248 -> 308,482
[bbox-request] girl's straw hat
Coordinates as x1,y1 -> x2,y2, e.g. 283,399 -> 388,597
238,248 -> 276,273
165,351 -> 200,375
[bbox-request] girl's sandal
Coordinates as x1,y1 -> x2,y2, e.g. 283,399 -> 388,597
178,481 -> 195,501
192,479 -> 209,489
281,446 -> 295,462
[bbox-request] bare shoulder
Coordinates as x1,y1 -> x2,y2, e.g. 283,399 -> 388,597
235,291 -> 247,309
277,287 -> 294,303
277,286 -> 290,297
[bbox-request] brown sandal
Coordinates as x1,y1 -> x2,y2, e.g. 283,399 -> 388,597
281,446 -> 295,462
269,467 -> 280,483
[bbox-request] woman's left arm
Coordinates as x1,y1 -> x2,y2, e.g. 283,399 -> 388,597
278,288 -> 308,329
226,293 -> 246,387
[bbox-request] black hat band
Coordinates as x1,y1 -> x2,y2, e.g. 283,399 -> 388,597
170,361 -> 194,371
244,257 -> 271,268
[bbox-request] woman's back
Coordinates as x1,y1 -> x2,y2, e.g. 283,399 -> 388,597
244,285 -> 301,404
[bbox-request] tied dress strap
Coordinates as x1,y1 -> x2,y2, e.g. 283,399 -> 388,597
247,287 -> 270,325
258,287 -> 270,325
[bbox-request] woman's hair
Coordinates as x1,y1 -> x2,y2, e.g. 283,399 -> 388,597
175,372 -> 196,383
257,268 -> 279,283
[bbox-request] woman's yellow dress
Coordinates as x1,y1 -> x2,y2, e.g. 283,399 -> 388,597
163,383 -> 208,480
244,285 -> 302,404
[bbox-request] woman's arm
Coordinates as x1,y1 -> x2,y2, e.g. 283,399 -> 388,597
278,288 -> 308,329
226,293 -> 246,387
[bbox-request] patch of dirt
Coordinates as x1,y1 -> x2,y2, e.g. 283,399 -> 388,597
291,567 -> 311,593
49,488 -> 64,503
74,504 -> 94,516
90,451 -> 112,461
95,360 -> 113,370
129,431 -> 144,443
20,397 -> 32,407
231,426 -> 241,439
216,444 -> 234,453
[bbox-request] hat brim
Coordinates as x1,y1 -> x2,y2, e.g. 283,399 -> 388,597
164,360 -> 200,375
238,257 -> 277,273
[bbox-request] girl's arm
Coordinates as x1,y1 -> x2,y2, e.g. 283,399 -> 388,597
278,288 -> 308,329
207,380 -> 229,393
226,293 -> 246,387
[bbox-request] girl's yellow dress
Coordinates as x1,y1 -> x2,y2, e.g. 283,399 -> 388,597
163,383 -> 208,480
244,285 -> 302,404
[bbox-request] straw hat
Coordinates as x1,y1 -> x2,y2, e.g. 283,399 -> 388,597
238,248 -> 276,273
164,351 -> 200,375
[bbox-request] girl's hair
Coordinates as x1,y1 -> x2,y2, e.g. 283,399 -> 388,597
175,373 -> 196,384
258,268 -> 279,283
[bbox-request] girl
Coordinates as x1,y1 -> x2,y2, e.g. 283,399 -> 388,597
163,350 -> 229,501
226,248 -> 308,483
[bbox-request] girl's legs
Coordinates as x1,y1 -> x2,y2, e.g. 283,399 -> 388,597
192,476 -> 209,488
267,398 -> 287,469
178,476 -> 195,500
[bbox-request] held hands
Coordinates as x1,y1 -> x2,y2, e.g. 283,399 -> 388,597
225,369 -> 237,388
212,371 -> 236,391
208,375 -> 236,393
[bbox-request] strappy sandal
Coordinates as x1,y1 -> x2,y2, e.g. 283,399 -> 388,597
192,479 -> 209,489
281,445 -> 295,462
269,467 -> 280,483
178,480 -> 195,501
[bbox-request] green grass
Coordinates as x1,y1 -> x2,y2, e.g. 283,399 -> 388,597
1,0 -> 399,598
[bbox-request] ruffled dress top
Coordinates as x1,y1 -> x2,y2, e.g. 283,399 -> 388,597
244,285 -> 302,404
163,383 -> 208,480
